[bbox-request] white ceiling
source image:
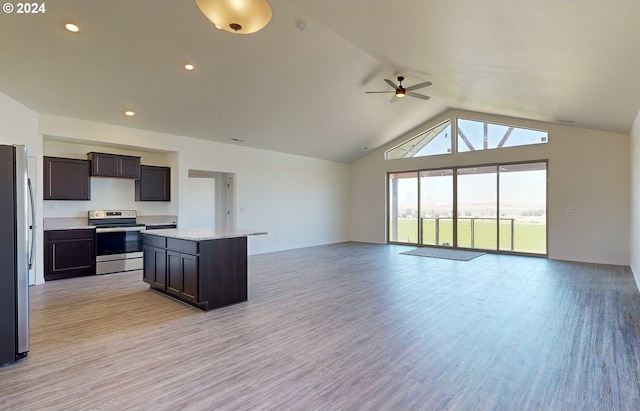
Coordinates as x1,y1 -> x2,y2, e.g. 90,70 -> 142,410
1,0 -> 639,163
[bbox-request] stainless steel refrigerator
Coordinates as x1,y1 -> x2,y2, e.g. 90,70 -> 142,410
0,144 -> 34,366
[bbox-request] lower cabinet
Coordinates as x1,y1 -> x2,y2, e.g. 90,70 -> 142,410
167,251 -> 198,302
143,244 -> 166,289
44,229 -> 96,281
142,234 -> 247,311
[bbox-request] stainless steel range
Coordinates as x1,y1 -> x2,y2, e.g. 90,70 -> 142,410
89,210 -> 144,275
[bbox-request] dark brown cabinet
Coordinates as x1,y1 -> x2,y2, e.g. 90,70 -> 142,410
167,251 -> 198,302
142,234 -> 247,311
135,165 -> 170,201
44,229 -> 96,281
142,234 -> 167,288
88,152 -> 140,179
43,156 -> 91,200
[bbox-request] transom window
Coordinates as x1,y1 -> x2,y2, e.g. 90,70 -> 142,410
457,118 -> 548,152
385,120 -> 451,160
385,117 -> 548,160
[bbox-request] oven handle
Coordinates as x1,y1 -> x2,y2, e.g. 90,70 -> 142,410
96,226 -> 146,233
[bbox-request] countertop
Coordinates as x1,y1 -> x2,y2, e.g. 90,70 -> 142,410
44,215 -> 178,231
137,215 -> 178,226
141,227 -> 267,241
43,217 -> 94,231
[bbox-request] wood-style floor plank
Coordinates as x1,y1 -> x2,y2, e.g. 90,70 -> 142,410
1,242 -> 640,410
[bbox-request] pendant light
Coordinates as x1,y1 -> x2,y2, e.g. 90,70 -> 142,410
195,0 -> 272,34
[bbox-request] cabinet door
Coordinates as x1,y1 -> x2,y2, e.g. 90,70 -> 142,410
167,250 -> 182,296
43,157 -> 91,200
153,247 -> 167,289
44,230 -> 96,281
143,245 -> 166,288
89,153 -> 140,178
117,156 -> 141,179
90,153 -> 118,177
143,245 -> 155,284
135,165 -> 170,201
181,253 -> 199,301
167,251 -> 198,301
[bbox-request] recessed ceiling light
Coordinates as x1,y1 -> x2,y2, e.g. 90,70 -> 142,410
64,23 -> 80,33
124,110 -> 135,117
297,20 -> 309,32
184,63 -> 195,71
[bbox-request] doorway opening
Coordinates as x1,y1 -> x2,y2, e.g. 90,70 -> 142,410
187,170 -> 236,231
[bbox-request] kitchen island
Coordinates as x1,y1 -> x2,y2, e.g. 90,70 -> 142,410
141,228 -> 266,311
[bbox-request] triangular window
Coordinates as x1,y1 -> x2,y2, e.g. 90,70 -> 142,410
385,120 -> 452,160
457,118 -> 548,152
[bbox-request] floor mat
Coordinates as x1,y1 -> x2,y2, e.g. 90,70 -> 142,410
400,247 -> 486,261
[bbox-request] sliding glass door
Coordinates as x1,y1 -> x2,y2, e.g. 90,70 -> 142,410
457,166 -> 498,250
388,161 -> 547,255
419,169 -> 454,246
498,162 -> 547,254
388,172 -> 418,243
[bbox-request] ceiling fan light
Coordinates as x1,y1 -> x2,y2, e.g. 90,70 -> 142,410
64,23 -> 80,33
395,89 -> 406,97
195,0 -> 272,34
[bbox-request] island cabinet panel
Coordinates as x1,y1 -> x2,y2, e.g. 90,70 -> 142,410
143,245 -> 166,289
44,229 -> 96,281
167,251 -> 198,302
142,233 -> 248,311
142,234 -> 166,288
200,237 -> 247,308
167,238 -> 198,254
182,254 -> 199,300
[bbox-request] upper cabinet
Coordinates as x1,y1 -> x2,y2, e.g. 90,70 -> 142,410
136,165 -> 171,202
88,152 -> 140,179
43,156 -> 91,200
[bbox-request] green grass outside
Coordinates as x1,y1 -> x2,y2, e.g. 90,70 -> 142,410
392,218 -> 546,254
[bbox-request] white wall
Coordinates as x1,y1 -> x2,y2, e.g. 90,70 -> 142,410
38,114 -> 351,255
351,109 -> 630,266
0,92 -> 45,284
630,108 -> 640,288
187,177 -> 216,228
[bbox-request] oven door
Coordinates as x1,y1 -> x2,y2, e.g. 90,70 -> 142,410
95,227 -> 144,274
95,226 -> 143,256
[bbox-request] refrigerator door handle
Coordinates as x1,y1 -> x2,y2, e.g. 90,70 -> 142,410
27,177 -> 35,270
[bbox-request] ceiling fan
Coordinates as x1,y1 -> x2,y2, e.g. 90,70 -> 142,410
366,76 -> 432,103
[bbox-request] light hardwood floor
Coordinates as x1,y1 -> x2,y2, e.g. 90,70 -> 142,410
1,242 -> 640,410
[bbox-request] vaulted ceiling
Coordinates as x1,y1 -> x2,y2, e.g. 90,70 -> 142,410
1,0 -> 639,163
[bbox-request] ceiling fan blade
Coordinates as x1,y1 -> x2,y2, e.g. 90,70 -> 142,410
384,79 -> 399,90
365,91 -> 395,94
390,95 -> 399,104
407,92 -> 431,101
405,81 -> 432,92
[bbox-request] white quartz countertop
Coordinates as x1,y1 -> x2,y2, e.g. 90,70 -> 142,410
44,215 -> 177,231
43,218 -> 94,231
141,227 -> 267,241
